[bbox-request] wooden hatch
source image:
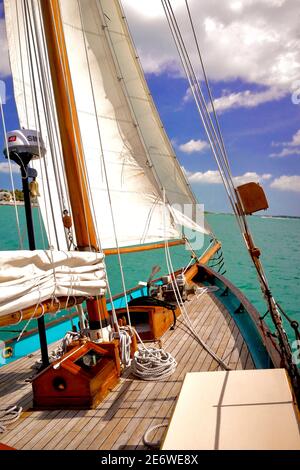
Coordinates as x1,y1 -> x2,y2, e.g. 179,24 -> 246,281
32,341 -> 120,409
162,369 -> 300,450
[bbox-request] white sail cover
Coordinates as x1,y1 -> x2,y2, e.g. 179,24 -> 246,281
0,250 -> 106,317
4,0 -> 210,250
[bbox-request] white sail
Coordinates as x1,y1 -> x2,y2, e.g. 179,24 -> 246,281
0,250 -> 106,317
4,0 -> 210,250
4,0 -> 69,251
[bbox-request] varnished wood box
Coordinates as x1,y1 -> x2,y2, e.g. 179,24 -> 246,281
32,341 -> 120,409
116,305 -> 176,341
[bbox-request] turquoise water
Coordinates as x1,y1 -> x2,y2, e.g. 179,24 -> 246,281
0,206 -> 299,347
207,213 -> 300,340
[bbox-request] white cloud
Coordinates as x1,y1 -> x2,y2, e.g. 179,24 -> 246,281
122,0 -> 300,101
290,130 -> 300,147
179,139 -> 209,154
270,148 -> 300,158
0,162 -> 19,174
233,172 -> 272,185
184,168 -> 271,185
270,129 -> 300,157
270,175 -> 300,192
0,19 -> 10,78
208,87 -> 286,113
182,87 -> 194,104
186,170 -> 222,184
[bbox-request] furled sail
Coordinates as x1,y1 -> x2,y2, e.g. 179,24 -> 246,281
4,0 -> 210,250
0,250 -> 106,317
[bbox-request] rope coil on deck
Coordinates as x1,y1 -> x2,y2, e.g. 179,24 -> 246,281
0,405 -> 22,433
132,348 -> 177,381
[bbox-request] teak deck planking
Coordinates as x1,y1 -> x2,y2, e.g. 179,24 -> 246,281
0,290 -> 254,450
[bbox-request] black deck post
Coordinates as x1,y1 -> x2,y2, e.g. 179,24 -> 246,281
21,164 -> 50,368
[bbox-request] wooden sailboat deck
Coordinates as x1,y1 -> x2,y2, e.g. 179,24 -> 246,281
0,290 -> 254,450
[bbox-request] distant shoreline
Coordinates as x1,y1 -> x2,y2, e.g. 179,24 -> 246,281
0,201 -> 24,206
0,204 -> 298,218
205,211 -> 300,219
0,201 -> 39,207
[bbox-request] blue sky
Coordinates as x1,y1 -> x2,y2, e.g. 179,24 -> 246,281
1,0 -> 300,216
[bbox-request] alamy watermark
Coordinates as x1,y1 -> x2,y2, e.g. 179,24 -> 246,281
291,80 -> 300,104
0,80 -> 6,105
170,203 -> 205,251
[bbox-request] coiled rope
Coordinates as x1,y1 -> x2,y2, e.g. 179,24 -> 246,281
117,326 -> 177,380
0,406 -> 23,433
132,348 -> 177,381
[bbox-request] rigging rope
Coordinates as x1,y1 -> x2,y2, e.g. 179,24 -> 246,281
162,190 -> 231,371
32,0 -> 71,250
162,0 -> 300,397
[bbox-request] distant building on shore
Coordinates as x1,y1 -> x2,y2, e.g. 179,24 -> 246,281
0,191 -> 12,202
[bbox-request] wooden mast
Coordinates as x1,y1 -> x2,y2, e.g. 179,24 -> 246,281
40,0 -> 109,335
